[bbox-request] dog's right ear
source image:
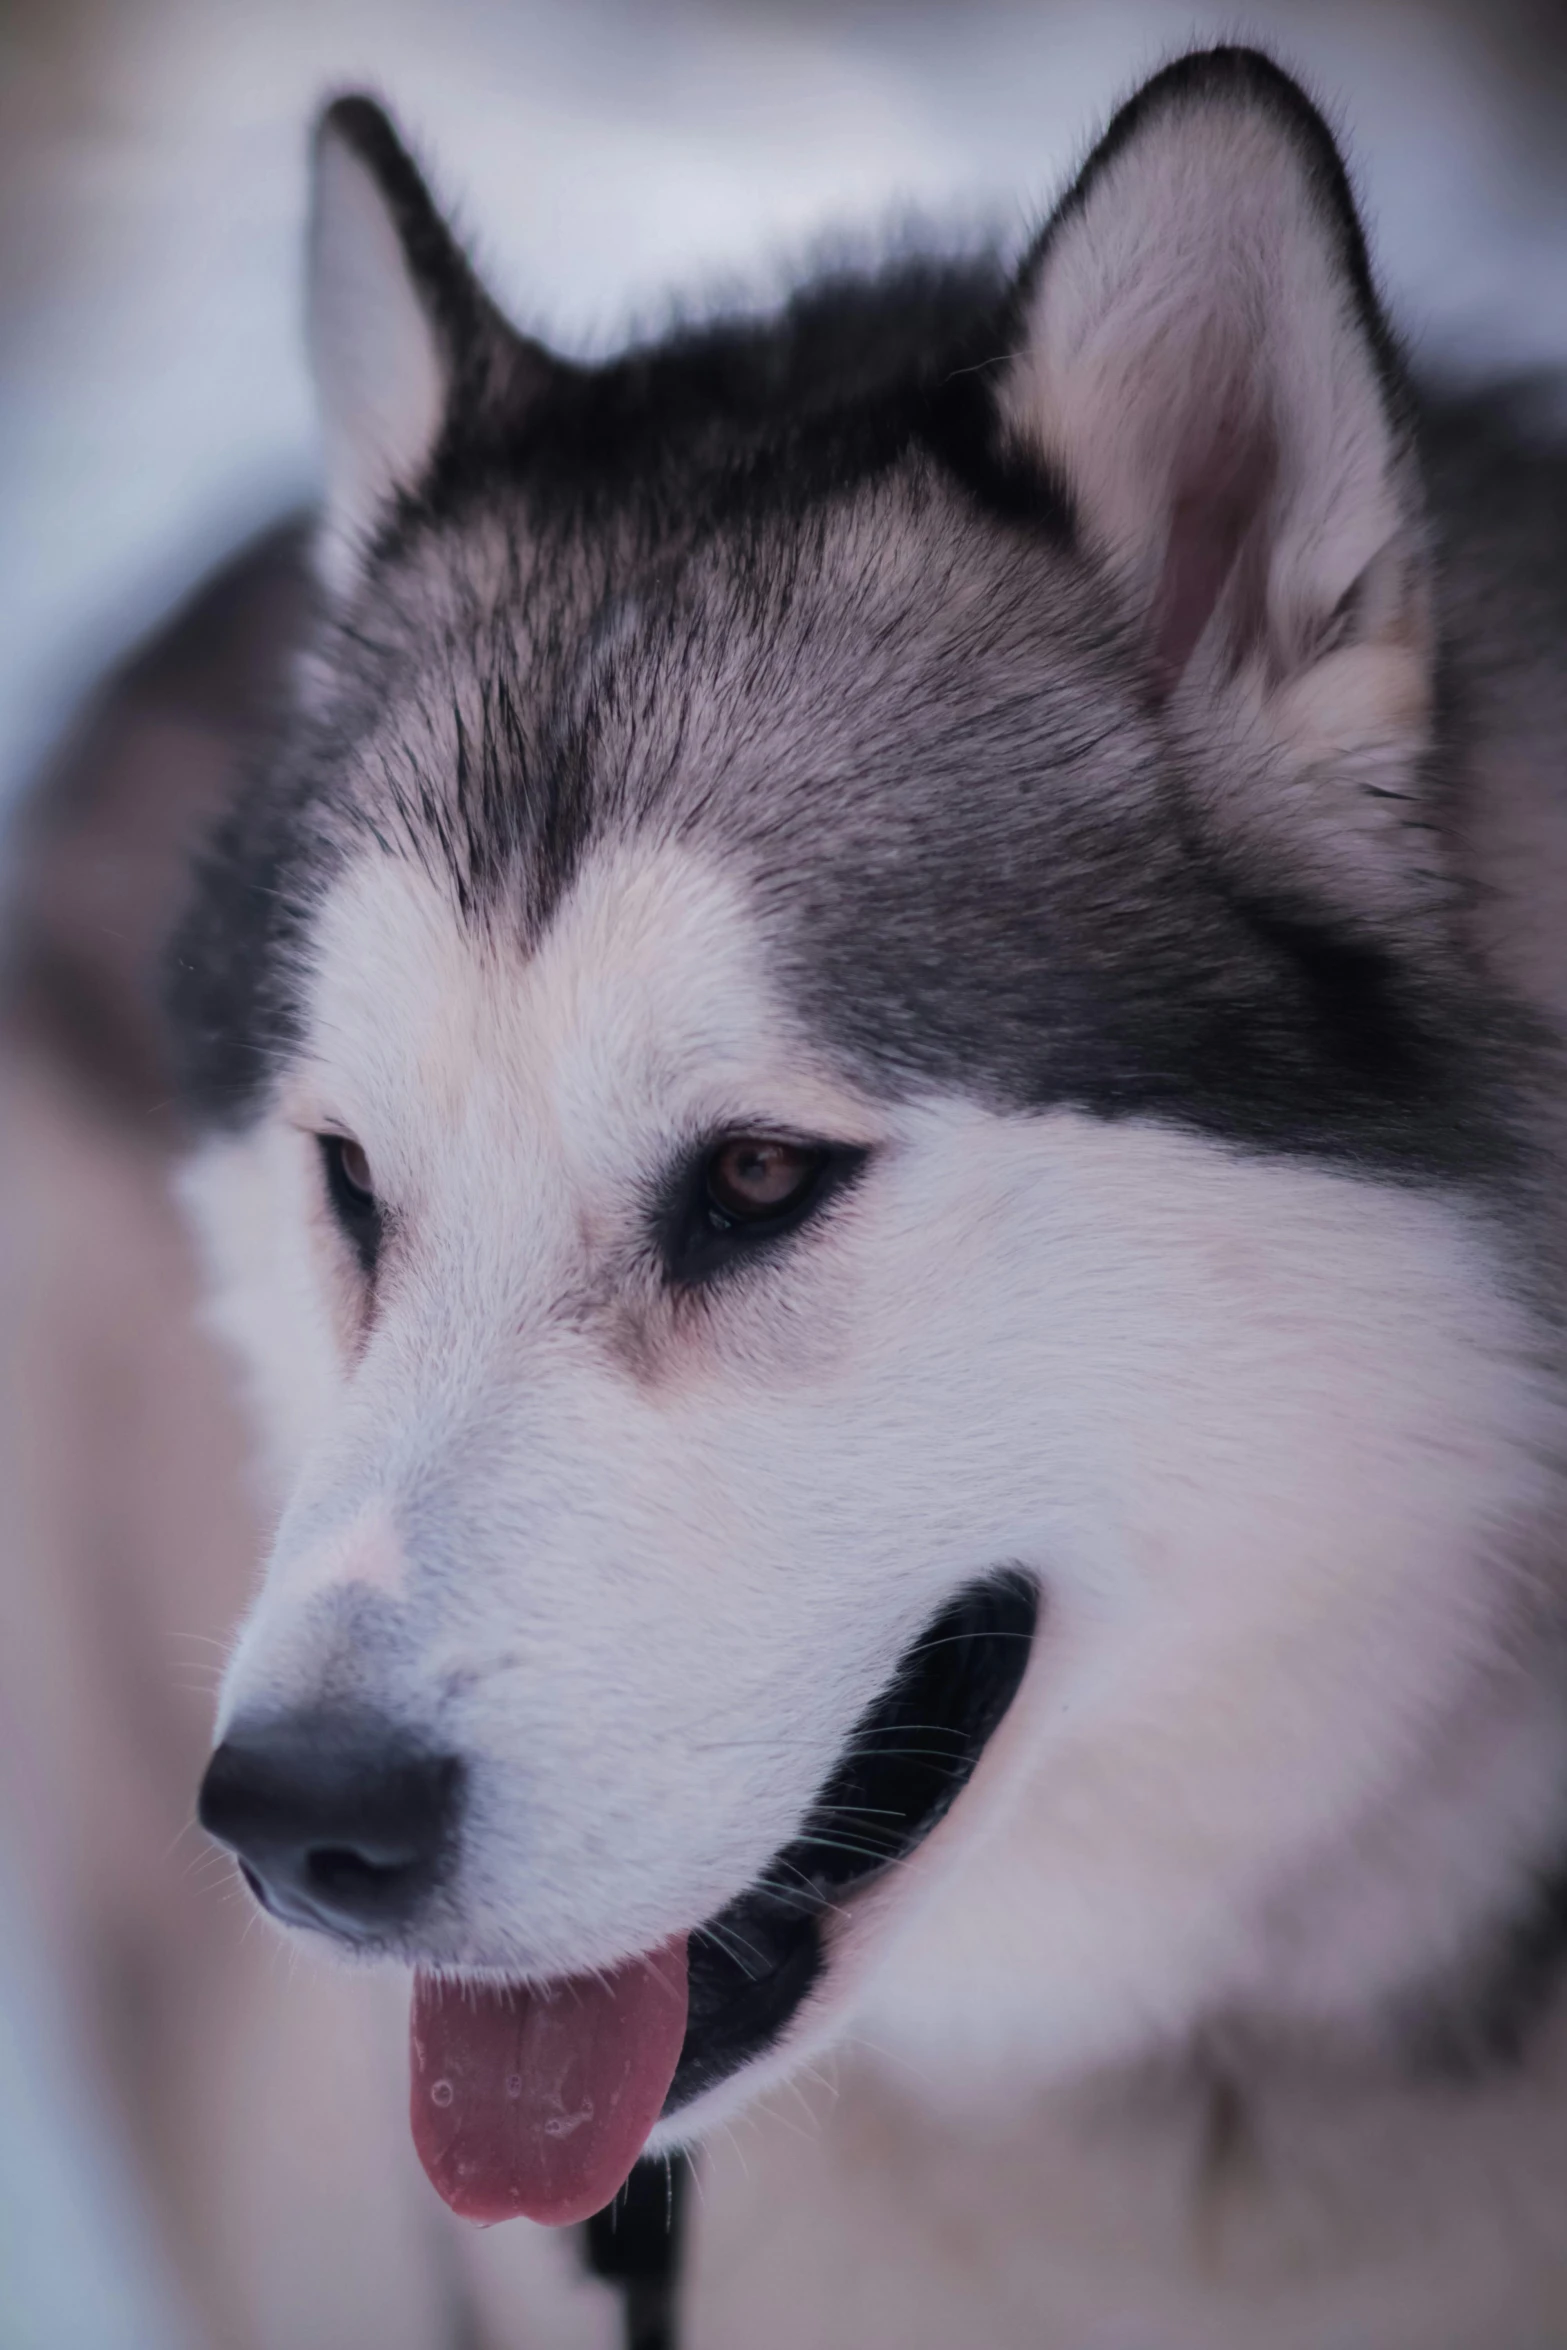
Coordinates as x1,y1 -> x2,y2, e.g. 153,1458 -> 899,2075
308,96 -> 548,596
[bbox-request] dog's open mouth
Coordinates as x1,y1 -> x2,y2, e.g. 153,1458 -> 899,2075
409,1570 -> 1037,2225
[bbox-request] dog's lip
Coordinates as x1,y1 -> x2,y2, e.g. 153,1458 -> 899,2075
662,1567 -> 1039,2115
377,1572 -> 1037,2111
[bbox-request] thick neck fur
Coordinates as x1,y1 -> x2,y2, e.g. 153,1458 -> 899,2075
696,1629 -> 1567,2341
846,1628 -> 1567,2096
681,2004 -> 1567,2349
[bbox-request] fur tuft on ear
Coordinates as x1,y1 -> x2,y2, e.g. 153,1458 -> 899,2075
307,96 -> 548,596
1000,49 -> 1437,914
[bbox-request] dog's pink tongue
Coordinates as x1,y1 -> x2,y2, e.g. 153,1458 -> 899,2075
410,1938 -> 688,2227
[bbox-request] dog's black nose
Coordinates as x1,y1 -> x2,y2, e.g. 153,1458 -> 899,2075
198,1713 -> 463,1943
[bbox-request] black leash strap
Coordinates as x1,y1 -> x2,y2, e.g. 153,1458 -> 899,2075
583,2152 -> 689,2350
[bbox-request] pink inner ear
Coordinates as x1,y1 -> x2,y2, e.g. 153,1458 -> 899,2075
1149,415 -> 1276,695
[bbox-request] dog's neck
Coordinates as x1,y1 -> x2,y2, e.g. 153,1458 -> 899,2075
847,1635 -> 1567,2118
682,1977 -> 1567,2350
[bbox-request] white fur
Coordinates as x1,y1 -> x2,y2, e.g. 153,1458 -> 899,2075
682,2017 -> 1567,2349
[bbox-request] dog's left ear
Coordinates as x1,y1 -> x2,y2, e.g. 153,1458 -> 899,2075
1000,50 -> 1435,910
308,96 -> 550,595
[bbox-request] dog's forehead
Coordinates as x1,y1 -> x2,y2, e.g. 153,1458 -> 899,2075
192,447 -> 1481,1181
313,466 -> 1170,1098
292,831 -> 872,1165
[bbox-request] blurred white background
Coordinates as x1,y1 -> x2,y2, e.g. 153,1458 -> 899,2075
5,0 -> 1567,822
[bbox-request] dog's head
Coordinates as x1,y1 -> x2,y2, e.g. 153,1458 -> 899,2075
177,51 -> 1567,2215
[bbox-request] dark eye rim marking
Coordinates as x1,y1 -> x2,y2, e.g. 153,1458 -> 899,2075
658,1129 -> 871,1286
318,1131 -> 383,1276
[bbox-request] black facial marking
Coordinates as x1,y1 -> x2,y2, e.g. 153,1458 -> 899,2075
664,1569 -> 1038,2113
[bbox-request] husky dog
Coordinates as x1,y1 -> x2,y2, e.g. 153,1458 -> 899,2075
178,45 -> 1567,2346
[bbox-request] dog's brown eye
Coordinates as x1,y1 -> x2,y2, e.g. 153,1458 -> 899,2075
334,1136 -> 374,1201
665,1131 -> 866,1283
705,1136 -> 822,1222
